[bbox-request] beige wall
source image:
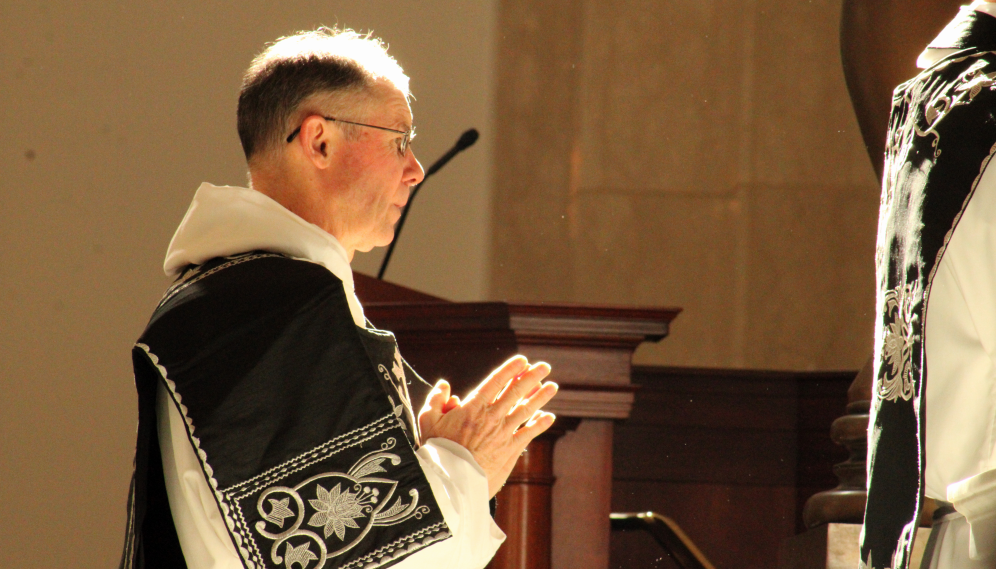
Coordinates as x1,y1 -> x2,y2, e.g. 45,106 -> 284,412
0,2 -> 495,565
1,0 -> 889,564
490,0 -> 881,370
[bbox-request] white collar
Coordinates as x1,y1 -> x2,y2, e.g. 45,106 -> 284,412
918,1 -> 996,69
164,183 -> 366,326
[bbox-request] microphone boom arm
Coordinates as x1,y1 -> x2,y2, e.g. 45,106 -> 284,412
376,128 -> 479,280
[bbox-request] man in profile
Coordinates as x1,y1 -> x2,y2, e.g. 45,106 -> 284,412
119,27 -> 558,569
862,2 -> 996,567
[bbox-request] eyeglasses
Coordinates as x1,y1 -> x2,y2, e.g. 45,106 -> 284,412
286,116 -> 415,156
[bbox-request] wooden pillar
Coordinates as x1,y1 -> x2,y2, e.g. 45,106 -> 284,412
488,419 -> 579,569
802,359 -> 872,527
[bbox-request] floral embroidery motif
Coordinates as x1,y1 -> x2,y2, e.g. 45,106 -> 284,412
386,395 -> 404,426
254,438 -> 431,569
878,283 -> 921,402
952,61 -> 996,103
265,498 -> 296,528
284,542 -> 319,569
911,59 -> 996,159
308,483 -> 379,540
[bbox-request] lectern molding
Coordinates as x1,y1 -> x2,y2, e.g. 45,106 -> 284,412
353,273 -> 680,569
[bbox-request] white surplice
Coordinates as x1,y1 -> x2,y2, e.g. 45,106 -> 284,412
917,4 -> 996,565
156,183 -> 504,569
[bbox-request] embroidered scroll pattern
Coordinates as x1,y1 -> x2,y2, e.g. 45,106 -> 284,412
139,342 -> 448,569
226,415 -> 398,500
878,282 -> 921,402
883,54 -> 996,210
221,415 -> 441,569
378,347 -> 413,436
252,438 -> 434,569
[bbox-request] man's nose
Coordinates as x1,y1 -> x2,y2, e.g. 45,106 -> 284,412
405,150 -> 425,187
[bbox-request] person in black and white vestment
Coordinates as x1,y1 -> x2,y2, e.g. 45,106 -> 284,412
118,27 -> 559,569
862,2 -> 996,568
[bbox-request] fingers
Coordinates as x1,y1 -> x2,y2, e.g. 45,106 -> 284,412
471,356 -> 529,405
506,381 -> 558,428
512,411 -> 557,447
489,411 -> 557,497
421,380 -> 451,414
442,394 -> 461,413
418,380 -> 452,437
492,362 -> 552,417
423,357 -> 555,490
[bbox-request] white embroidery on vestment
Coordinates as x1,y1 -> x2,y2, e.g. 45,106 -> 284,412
378,347 -> 412,432
142,256 -> 450,568
878,282 -> 921,402
137,342 -> 447,569
883,52 -> 996,210
340,522 -> 450,569
252,438 -> 436,569
159,252 -> 283,307
135,343 -> 243,555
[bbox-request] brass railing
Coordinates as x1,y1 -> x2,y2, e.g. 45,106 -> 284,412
610,511 -> 716,569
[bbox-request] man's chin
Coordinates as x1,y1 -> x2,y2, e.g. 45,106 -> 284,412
357,235 -> 395,254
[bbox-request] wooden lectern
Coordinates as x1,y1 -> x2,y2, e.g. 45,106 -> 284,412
354,273 -> 679,569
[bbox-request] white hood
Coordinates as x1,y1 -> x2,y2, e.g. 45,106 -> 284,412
164,183 -> 365,327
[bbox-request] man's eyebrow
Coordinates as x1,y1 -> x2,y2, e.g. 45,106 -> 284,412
385,111 -> 412,131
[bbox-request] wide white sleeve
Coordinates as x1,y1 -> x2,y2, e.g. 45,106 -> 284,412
924,144 -> 996,561
157,382 -> 244,569
393,438 -> 506,568
158,383 -> 504,569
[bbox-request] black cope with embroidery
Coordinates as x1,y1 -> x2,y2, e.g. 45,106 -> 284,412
862,11 -> 996,569
119,253 -> 449,569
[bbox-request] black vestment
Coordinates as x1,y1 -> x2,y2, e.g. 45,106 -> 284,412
119,252 -> 449,569
861,11 -> 996,569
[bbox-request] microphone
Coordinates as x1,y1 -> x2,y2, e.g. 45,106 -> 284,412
423,128 -> 479,179
377,128 -> 479,280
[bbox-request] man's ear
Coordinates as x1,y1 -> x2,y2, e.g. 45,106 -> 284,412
296,115 -> 339,169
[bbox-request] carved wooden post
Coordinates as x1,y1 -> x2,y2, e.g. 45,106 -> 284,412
802,358 -> 872,527
779,361 -> 875,569
488,419 -> 579,569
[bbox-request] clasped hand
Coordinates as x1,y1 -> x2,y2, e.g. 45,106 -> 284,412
417,356 -> 558,498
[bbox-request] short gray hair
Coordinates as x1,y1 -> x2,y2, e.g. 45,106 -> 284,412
237,27 -> 410,162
